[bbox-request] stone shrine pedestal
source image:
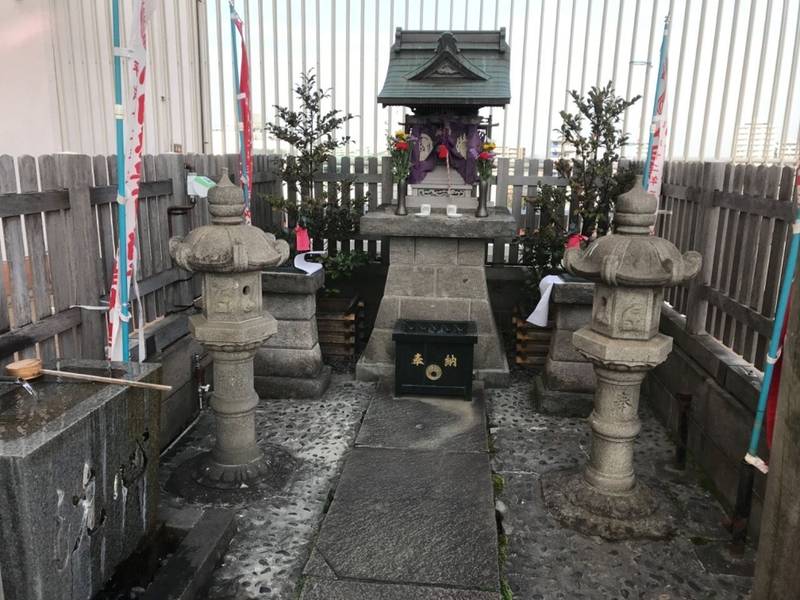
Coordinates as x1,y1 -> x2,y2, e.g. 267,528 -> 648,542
255,268 -> 331,399
356,206 -> 515,387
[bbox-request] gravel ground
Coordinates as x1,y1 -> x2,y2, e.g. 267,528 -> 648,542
488,373 -> 755,600
158,369 -> 755,600
159,374 -> 374,600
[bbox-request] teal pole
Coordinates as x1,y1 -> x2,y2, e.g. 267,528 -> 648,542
112,0 -> 130,361
747,193 -> 800,460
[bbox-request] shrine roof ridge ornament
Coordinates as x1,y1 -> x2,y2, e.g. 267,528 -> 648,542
378,29 -> 511,108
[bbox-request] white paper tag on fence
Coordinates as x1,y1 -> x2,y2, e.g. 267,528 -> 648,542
187,174 -> 216,198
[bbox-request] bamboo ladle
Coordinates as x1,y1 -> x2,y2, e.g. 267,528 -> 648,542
5,358 -> 172,392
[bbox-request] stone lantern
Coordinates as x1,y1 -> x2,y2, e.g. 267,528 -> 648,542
169,170 -> 289,489
541,185 -> 701,539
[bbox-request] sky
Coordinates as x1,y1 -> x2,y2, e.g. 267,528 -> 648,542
205,0 -> 800,162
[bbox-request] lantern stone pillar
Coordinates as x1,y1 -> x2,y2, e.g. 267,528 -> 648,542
169,170 -> 289,488
541,185 -> 702,539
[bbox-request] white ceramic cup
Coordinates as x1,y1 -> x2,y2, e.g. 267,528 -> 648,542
419,204 -> 431,216
446,204 -> 458,217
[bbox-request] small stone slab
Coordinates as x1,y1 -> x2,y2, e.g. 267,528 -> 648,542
360,205 -> 516,239
142,508 -> 236,600
306,447 -> 499,592
356,393 -> 488,453
532,375 -> 594,418
300,577 -> 500,599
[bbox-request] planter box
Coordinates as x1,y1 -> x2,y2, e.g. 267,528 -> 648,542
317,295 -> 366,361
512,305 -> 552,367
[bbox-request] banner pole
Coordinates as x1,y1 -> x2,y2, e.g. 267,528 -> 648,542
229,2 -> 250,218
112,0 -> 130,361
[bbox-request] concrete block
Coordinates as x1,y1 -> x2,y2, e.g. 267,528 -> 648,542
361,328 -> 396,364
554,304 -> 593,331
551,280 -> 595,304
262,319 -> 318,350
262,268 -> 324,294
254,344 -> 325,378
475,333 -> 505,370
373,296 -> 401,329
263,293 -> 316,320
458,240 -> 487,266
436,266 -> 488,299
160,380 -> 199,450
468,300 -> 498,333
389,238 -> 415,264
355,359 -> 394,383
400,297 -> 470,321
413,238 -> 458,265
724,364 -> 761,413
384,265 -> 436,296
543,356 -> 596,392
548,329 -> 588,363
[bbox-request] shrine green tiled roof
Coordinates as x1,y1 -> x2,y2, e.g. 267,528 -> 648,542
377,29 -> 511,107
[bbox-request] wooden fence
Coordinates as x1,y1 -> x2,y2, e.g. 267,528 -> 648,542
0,153 -> 197,365
657,161 -> 798,368
0,153 -> 794,374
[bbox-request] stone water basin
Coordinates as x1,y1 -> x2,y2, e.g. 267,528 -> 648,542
0,359 -> 162,600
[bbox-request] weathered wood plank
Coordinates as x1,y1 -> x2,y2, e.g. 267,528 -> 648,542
703,287 -> 773,339
354,156 -> 366,254
733,164 -> 764,357
492,158 -> 510,264
507,158 -> 525,264
367,157 -> 378,260
89,179 -> 173,205
93,155 -> 117,295
0,307 -> 81,347
0,157 -> 34,352
0,190 -> 70,217
0,158 -> 14,335
19,156 -> 56,361
56,153 -> 105,358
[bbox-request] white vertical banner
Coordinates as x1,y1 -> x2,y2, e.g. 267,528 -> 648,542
643,16 -> 670,197
107,0 -> 156,361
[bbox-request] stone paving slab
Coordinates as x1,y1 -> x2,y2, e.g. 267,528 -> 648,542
304,447 -> 499,593
159,376 -> 374,600
355,393 -> 488,452
300,577 -> 500,599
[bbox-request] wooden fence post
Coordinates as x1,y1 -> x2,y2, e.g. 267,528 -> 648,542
686,161 -> 725,335
56,153 -> 106,359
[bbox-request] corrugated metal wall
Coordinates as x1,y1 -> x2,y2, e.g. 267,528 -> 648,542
1,0 -> 206,157
3,0 -> 799,162
204,0 -> 800,163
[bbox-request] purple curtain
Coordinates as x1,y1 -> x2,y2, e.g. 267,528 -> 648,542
409,120 -> 480,185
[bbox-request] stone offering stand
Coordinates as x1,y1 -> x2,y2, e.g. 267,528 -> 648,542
356,206 -> 516,387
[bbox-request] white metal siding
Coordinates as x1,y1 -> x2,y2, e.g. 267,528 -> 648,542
1,0 -> 204,157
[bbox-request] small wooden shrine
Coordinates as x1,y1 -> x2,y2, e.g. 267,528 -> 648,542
378,29 -> 511,208
357,29 -> 515,388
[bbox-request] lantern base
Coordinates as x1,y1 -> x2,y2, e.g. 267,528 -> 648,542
541,468 -> 678,541
165,444 -> 296,503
